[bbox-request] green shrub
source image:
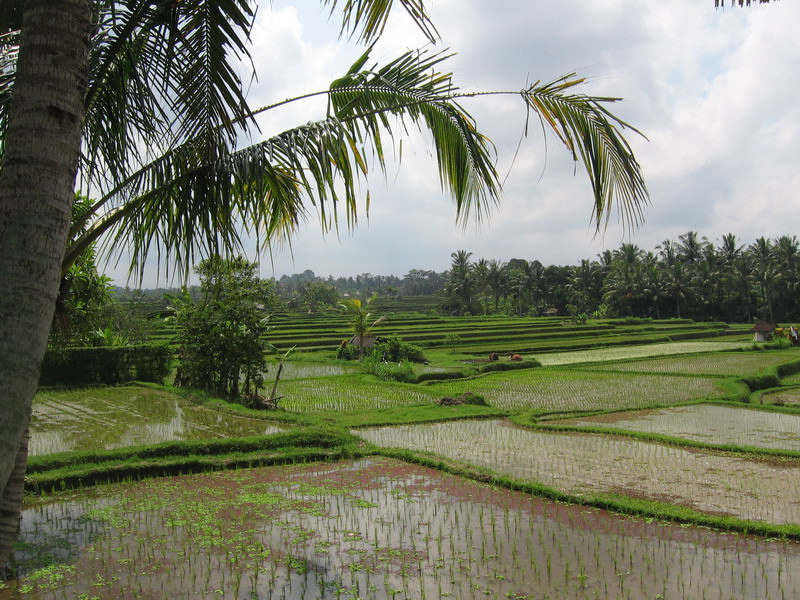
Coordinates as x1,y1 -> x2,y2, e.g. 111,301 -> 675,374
361,353 -> 418,383
479,359 -> 541,373
460,365 -> 479,378
336,340 -> 359,360
40,345 -> 172,386
416,370 -> 468,383
739,373 -> 780,391
777,358 -> 800,379
374,335 -> 427,363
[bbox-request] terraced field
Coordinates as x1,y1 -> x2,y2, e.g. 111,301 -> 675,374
14,323 -> 800,600
357,420 -> 800,524
426,368 -> 726,411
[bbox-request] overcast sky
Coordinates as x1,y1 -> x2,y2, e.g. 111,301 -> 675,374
111,1 -> 800,287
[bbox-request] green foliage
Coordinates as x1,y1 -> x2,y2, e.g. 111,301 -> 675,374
295,281 -> 339,313
171,256 -> 276,402
360,353 -> 418,383
339,294 -> 384,358
374,335 -> 427,363
443,332 -> 462,353
479,359 -> 541,373
39,345 -> 172,386
336,340 -> 360,360
50,195 -> 113,348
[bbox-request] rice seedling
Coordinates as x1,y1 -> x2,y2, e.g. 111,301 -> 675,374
7,458 -> 800,599
534,341 -> 750,366
428,368 -> 724,412
575,350 -> 800,376
357,420 -> 800,524
277,376 -> 438,412
550,404 -> 800,451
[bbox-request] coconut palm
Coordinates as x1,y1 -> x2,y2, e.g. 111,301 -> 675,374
486,259 -> 507,312
602,243 -> 645,317
339,294 -> 384,358
749,237 -> 781,324
0,0 -> 654,571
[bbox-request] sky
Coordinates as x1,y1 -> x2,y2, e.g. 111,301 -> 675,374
110,0 -> 800,287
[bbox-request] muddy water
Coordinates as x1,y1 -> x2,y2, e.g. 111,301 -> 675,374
552,404 -> 800,451
357,420 -> 800,524
30,387 -> 282,455
4,458 -> 799,599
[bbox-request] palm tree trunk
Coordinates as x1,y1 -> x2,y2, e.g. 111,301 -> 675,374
0,0 -> 90,572
0,428 -> 29,578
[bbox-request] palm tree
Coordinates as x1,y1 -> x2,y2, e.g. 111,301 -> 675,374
603,243 -> 645,317
445,250 -> 474,313
0,0 -> 653,571
472,258 -> 490,314
772,235 -> 800,319
339,294 -> 384,358
677,231 -> 707,266
640,252 -> 666,319
486,259 -> 507,312
663,261 -> 693,319
0,0 -> 91,572
749,237 -> 781,324
569,259 -> 602,314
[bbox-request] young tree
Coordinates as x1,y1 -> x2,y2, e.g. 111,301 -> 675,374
297,281 -> 339,314
50,196 -> 113,348
171,256 -> 275,402
340,294 -> 384,358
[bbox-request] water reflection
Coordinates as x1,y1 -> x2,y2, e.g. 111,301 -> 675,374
30,387 -> 282,455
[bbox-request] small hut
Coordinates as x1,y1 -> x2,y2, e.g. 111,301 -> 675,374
751,323 -> 776,343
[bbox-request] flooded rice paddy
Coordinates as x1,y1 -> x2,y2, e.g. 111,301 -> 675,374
551,404 -> 800,451
575,349 -> 800,376
30,387 -> 282,455
357,420 -> 800,524
5,458 -> 799,600
277,378 -> 436,412
431,370 -> 724,412
763,386 -> 800,405
265,362 -> 356,380
533,341 -> 750,366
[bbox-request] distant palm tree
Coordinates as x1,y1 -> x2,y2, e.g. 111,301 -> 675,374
340,295 -> 385,358
749,237 -> 780,323
486,259 -> 507,312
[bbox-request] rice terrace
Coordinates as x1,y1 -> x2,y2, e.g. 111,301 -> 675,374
4,306 -> 800,600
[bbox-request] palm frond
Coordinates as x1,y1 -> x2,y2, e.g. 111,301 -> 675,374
520,75 -> 649,231
329,48 -> 501,225
67,130 -> 305,280
82,0 -> 255,189
323,0 -> 437,43
69,49 -> 651,279
715,0 -> 774,6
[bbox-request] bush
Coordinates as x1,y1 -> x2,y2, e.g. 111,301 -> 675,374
336,340 -> 359,360
361,353 -> 418,383
374,335 -> 427,363
40,345 -> 172,386
416,370 -> 469,383
479,359 -> 541,373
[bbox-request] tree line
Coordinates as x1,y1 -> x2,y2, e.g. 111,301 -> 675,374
441,232 -> 800,324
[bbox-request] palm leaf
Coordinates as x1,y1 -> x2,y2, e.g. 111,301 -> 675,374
520,75 -> 649,231
68,49 -> 650,279
323,0 -> 437,43
82,0 -> 256,190
329,48 -> 501,225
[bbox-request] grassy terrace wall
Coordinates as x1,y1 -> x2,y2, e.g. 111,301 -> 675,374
147,305 -> 748,354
